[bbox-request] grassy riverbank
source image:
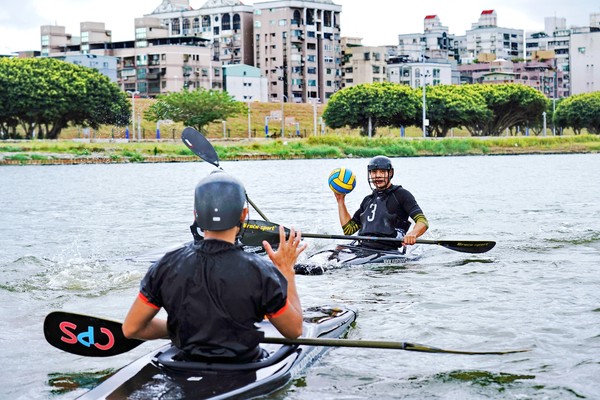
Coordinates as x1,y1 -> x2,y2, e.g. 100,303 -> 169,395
1,135 -> 599,165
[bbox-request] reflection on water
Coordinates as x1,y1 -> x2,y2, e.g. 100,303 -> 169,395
1,154 -> 599,399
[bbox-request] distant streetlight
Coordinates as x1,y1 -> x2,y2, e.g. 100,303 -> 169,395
311,97 -> 320,136
421,48 -> 429,138
281,94 -> 287,139
126,90 -> 140,141
422,75 -> 427,138
247,101 -> 252,139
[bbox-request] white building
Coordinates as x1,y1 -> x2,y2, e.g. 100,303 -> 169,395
462,10 -> 524,63
387,61 -> 452,88
222,64 -> 268,102
569,28 -> 600,95
51,54 -> 118,82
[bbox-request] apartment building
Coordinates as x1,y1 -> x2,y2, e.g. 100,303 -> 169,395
397,15 -> 457,63
146,0 -> 255,68
457,58 -> 567,98
222,64 -> 269,102
387,60 -> 452,88
41,20 -> 214,96
340,37 -> 390,88
569,26 -> 600,95
253,0 -> 342,103
462,10 -> 524,63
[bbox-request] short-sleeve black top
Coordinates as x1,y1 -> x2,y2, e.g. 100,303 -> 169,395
139,239 -> 288,360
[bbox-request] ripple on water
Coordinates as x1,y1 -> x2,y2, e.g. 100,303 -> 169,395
0,256 -> 144,298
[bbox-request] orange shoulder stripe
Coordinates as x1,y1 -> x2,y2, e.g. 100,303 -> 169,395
138,292 -> 160,310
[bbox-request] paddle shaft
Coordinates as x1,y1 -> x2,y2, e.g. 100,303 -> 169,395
263,337 -> 528,355
242,220 -> 496,254
181,127 -> 270,222
44,312 -> 527,357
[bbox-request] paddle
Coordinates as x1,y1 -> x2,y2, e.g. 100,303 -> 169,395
44,312 -> 528,357
181,126 -> 270,222
242,220 -> 496,254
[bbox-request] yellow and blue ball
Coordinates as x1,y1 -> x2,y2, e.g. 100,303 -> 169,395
328,168 -> 356,194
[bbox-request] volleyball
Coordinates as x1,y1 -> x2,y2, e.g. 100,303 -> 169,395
328,168 -> 356,194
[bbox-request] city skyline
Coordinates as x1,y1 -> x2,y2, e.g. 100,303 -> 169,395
1,0 -> 598,54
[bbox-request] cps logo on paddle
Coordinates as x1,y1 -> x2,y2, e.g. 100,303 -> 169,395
59,321 -> 115,350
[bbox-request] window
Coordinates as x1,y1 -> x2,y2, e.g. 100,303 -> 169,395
578,47 -> 586,54
308,79 -> 316,86
135,28 -> 147,39
233,14 -> 241,30
307,55 -> 316,62
222,14 -> 231,30
172,18 -> 180,34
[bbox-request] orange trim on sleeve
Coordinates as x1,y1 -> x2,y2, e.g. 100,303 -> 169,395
138,292 -> 160,310
266,299 -> 289,319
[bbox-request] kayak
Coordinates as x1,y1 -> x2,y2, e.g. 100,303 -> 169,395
77,306 -> 357,400
295,242 -> 423,275
131,238 -> 421,276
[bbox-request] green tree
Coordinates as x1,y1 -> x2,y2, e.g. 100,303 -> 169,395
0,57 -> 129,139
323,82 -> 420,137
554,92 -> 600,134
425,85 -> 492,137
464,84 -> 549,136
144,88 -> 245,134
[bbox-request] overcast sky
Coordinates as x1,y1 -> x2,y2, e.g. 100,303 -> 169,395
1,0 -> 599,54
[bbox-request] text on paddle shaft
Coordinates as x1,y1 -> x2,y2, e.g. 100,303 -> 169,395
59,321 -> 115,350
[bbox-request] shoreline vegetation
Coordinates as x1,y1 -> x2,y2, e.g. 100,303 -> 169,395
1,135 -> 599,165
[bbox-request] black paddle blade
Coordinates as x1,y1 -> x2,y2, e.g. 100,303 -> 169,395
435,240 -> 496,254
241,220 -> 287,247
182,127 -> 220,167
44,311 -> 144,357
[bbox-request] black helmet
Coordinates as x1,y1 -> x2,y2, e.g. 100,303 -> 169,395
367,156 -> 393,172
194,171 -> 247,231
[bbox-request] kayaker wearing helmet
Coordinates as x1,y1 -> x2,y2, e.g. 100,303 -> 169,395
123,171 -> 307,362
334,155 -> 428,249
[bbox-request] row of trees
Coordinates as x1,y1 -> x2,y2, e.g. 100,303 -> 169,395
325,81 -> 600,137
324,82 -> 552,137
0,58 -> 129,139
2,57 -> 600,139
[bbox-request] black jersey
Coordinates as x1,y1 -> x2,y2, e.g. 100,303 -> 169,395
351,185 -> 425,247
139,239 -> 288,361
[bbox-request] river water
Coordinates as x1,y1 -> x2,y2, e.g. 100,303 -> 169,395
1,153 -> 599,399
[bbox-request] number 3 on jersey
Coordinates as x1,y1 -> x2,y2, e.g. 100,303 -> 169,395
367,204 -> 377,222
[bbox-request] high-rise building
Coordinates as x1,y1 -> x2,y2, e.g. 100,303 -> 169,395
463,10 -> 524,63
252,0 -> 342,103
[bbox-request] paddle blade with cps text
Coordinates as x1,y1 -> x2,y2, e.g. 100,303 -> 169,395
44,311 -> 144,357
